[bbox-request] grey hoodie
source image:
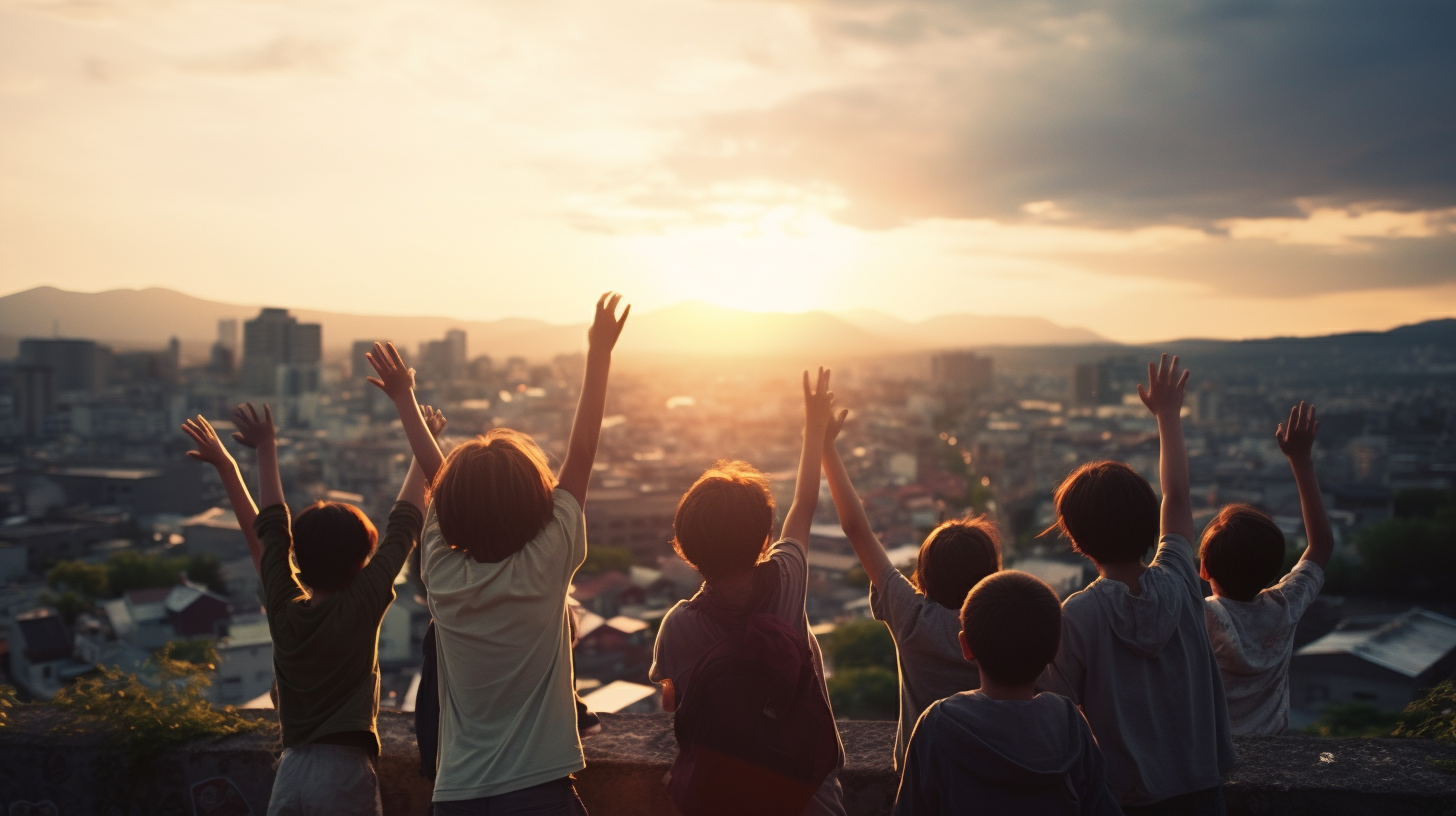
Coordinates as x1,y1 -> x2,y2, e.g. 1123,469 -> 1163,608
1047,534 -> 1235,807
892,691 -> 1123,816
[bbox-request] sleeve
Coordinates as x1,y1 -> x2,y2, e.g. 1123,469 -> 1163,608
1045,614 -> 1087,703
352,501 -> 425,613
1149,533 -> 1200,596
553,488 -> 587,585
253,504 -> 302,616
870,564 -> 922,635
766,537 -> 809,620
1271,559 -> 1325,621
892,707 -> 938,816
648,608 -> 678,685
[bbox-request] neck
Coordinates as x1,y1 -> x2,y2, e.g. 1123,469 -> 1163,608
976,679 -> 1036,702
710,569 -> 756,602
1098,560 -> 1147,596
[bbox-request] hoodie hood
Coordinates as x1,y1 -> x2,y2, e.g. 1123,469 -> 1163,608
927,692 -> 1089,788
1088,573 -> 1183,658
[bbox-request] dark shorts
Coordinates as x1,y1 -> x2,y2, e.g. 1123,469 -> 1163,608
1121,785 -> 1226,816
432,777 -> 588,816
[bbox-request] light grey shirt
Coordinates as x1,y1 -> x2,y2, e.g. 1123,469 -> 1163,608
1205,560 -> 1325,735
1047,534 -> 1235,807
869,564 -> 981,770
650,538 -> 847,816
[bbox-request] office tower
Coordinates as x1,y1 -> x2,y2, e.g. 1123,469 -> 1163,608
18,338 -> 106,397
240,308 -> 322,395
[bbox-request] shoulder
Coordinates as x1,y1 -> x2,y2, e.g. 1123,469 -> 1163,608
768,536 -> 807,562
1275,559 -> 1325,592
552,488 -> 583,524
253,504 -> 291,535
1153,533 -> 1197,570
385,500 -> 424,535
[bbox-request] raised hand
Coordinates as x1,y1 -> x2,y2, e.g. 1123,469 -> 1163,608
588,292 -> 630,353
802,367 -> 836,433
1276,402 -> 1319,463
365,342 -> 416,401
421,404 -> 448,438
231,403 -> 276,449
182,415 -> 233,467
1137,353 -> 1190,420
825,408 -> 849,444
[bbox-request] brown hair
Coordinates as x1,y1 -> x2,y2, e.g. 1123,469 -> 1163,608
1048,460 -> 1159,565
292,501 -> 378,593
434,429 -> 557,563
913,517 -> 1002,611
1200,504 -> 1286,601
960,570 -> 1063,686
672,461 -> 775,581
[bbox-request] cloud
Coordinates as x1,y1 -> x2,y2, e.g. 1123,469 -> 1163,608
659,0 -> 1456,231
181,38 -> 341,76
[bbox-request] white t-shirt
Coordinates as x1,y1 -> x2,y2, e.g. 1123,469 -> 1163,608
423,488 -> 587,801
1204,559 -> 1325,736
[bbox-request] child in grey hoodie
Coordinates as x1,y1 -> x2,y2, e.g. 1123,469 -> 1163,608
1044,356 -> 1234,815
893,571 -> 1121,816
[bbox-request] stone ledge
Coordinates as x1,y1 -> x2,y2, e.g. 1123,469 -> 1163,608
1,708 -> 1453,815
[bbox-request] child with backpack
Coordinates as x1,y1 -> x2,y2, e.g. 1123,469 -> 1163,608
649,368 -> 846,816
1044,355 -> 1234,815
182,401 -> 442,816
822,420 -> 994,769
372,292 -> 628,815
893,570 -> 1123,816
1201,402 -> 1332,735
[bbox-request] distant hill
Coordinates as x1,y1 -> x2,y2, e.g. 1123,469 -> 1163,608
0,287 -> 1108,361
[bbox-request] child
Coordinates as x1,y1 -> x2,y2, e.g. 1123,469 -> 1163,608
650,368 -> 846,816
822,422 -> 993,770
1045,355 -> 1234,816
1202,402 -> 1331,735
373,293 -> 628,814
182,401 -> 439,816
893,571 -> 1122,816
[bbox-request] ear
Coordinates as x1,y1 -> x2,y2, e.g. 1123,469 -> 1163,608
959,631 -> 974,663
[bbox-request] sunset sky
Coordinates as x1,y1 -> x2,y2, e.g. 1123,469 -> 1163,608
1,0 -> 1453,342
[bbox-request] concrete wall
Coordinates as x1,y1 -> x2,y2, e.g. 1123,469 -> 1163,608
1,709 -> 1454,816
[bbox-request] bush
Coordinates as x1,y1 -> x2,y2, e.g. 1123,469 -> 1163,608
1394,681 -> 1456,743
1303,702 -> 1403,738
827,666 -> 899,720
579,546 -> 633,577
821,619 -> 896,671
52,642 -> 259,767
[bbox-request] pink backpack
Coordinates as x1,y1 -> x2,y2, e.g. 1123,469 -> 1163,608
669,610 -> 842,816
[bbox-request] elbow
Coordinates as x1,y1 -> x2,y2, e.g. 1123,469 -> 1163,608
840,516 -> 870,541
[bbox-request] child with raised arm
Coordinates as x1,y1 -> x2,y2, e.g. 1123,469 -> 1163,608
649,369 -> 846,816
183,402 -> 439,816
371,293 -> 628,815
893,571 -> 1122,816
1045,355 -> 1234,816
822,416 -> 992,770
1201,402 -> 1331,735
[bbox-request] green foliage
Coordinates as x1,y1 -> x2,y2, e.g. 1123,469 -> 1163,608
1394,681 -> 1456,743
1323,489 -> 1456,602
0,684 -> 17,728
159,639 -> 219,670
827,666 -> 899,720
822,619 -> 896,671
37,589 -> 92,625
1303,702 -> 1403,738
106,551 -> 226,597
52,642 -> 258,767
47,560 -> 110,598
579,546 -> 634,577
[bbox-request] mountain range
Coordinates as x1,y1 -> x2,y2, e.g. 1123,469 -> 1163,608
0,286 -> 1107,361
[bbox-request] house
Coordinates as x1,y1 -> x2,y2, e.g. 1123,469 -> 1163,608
580,680 -> 658,714
182,507 -> 251,562
7,609 -> 79,699
107,580 -> 233,649
573,570 -> 643,618
1290,607 -> 1456,714
1010,557 -> 1095,599
575,613 -> 652,684
213,617 -> 274,705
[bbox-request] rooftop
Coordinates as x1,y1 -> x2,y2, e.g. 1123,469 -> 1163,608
1297,607 -> 1456,678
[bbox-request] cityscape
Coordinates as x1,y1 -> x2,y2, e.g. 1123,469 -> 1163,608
3,289 -> 1453,729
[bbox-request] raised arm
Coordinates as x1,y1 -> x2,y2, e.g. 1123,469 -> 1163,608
557,292 -> 630,507
1137,354 -> 1194,542
823,413 -> 896,587
393,405 -> 447,513
1278,402 -> 1333,569
233,403 -> 284,510
367,342 -> 445,481
782,367 -> 836,546
182,415 -> 264,575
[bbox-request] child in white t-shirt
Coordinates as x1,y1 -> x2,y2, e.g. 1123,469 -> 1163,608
1201,402 -> 1332,736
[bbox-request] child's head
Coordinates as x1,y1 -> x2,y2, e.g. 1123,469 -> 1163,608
959,570 -> 1062,687
913,517 -> 1003,611
1049,460 -> 1159,565
672,460 -> 775,581
434,428 -> 557,563
292,501 -> 378,593
1199,504 -> 1285,601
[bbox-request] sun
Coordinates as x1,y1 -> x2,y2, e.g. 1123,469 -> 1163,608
624,205 -> 862,314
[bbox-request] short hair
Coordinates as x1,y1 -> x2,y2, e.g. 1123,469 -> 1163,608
1049,461 -> 1159,565
1200,504 -> 1286,601
434,429 -> 557,563
292,501 -> 378,593
672,461 -> 775,581
913,517 -> 1003,610
960,570 -> 1063,687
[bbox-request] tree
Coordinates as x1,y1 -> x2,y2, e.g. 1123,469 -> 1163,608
106,552 -> 227,597
579,546 -> 633,577
47,561 -> 110,598
822,619 -> 896,671
827,666 -> 899,720
1303,702 -> 1402,738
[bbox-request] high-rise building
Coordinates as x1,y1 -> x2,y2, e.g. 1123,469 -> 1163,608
217,319 -> 238,353
931,351 -> 994,400
418,329 -> 468,380
18,338 -> 107,397
15,366 -> 55,440
240,308 -> 322,395
1071,357 -> 1137,407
